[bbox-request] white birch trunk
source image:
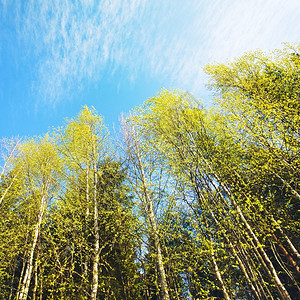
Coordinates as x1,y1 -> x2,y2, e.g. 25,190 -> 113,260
199,155 -> 292,300
17,194 -> 46,300
135,144 -> 170,300
211,252 -> 230,300
91,159 -> 99,300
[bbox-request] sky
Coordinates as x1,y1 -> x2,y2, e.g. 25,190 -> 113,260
0,0 -> 299,138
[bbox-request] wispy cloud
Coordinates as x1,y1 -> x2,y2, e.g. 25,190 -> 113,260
1,0 -> 299,105
15,0 -> 148,105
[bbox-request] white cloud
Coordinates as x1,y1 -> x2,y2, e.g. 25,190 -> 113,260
140,0 -> 300,95
4,0 -> 300,104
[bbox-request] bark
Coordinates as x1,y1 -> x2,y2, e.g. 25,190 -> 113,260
211,252 -> 230,300
277,225 -> 300,261
84,166 -> 90,279
192,156 -> 292,300
91,155 -> 99,300
17,249 -> 28,298
272,233 -> 300,276
32,249 -> 39,300
148,199 -> 170,300
229,195 -> 292,300
209,209 -> 261,300
137,153 -> 170,299
17,194 -> 46,300
124,125 -> 170,300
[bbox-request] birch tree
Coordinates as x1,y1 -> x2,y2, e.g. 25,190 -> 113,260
121,116 -> 171,300
15,135 -> 61,300
52,106 -> 140,299
135,88 -> 297,299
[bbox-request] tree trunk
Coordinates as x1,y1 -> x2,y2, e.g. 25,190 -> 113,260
32,249 -> 39,300
17,194 -> 46,300
148,199 -> 170,300
211,252 -> 230,300
191,155 -> 292,300
229,194 -> 292,300
209,209 -> 261,300
135,146 -> 170,300
84,166 -> 90,279
91,161 -> 99,300
277,225 -> 300,261
198,155 -> 292,300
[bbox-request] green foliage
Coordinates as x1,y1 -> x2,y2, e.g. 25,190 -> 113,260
0,44 -> 299,299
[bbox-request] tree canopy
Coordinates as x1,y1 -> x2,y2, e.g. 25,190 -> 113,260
0,44 -> 299,299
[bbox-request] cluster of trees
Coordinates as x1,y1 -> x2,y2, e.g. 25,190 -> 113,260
0,45 -> 299,299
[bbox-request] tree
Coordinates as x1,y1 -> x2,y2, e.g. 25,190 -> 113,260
11,135 -> 62,300
205,44 -> 300,297
1,43 -> 299,299
134,86 -> 298,299
49,106 -> 140,299
121,115 -> 171,300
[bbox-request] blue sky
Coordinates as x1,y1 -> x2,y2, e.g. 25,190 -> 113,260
0,0 -> 299,138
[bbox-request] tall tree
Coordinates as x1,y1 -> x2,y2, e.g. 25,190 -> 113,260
51,106 -> 140,299
134,86 -> 298,299
121,116 -> 171,300
204,44 -> 300,293
14,135 -> 61,300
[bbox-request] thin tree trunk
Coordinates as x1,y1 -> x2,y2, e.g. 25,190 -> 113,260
228,167 -> 300,268
17,194 -> 46,300
229,168 -> 300,264
122,122 -> 170,300
228,170 -> 300,275
0,138 -> 21,180
272,233 -> 300,276
148,199 -> 170,300
194,182 -> 262,299
229,196 -> 292,300
197,156 -> 292,300
274,172 -> 300,201
209,209 -> 261,300
91,160 -> 99,300
135,144 -> 170,300
211,251 -> 230,300
84,166 -> 90,279
192,156 -> 292,300
277,225 -> 300,261
200,202 -> 230,300
195,176 -> 270,299
164,244 -> 181,300
32,248 -> 39,300
17,249 -> 28,298
39,275 -> 43,300
240,243 -> 275,300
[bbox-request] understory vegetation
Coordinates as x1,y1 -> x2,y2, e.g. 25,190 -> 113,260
0,45 -> 299,299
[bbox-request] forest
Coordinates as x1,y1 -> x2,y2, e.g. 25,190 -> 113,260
0,45 -> 299,300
